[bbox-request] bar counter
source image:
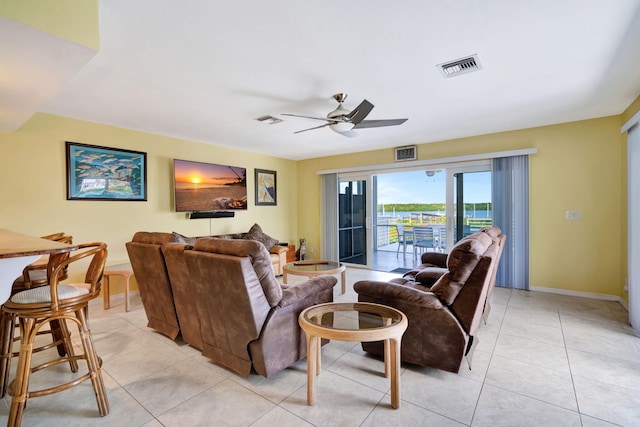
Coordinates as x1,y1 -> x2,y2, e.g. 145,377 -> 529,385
0,229 -> 77,303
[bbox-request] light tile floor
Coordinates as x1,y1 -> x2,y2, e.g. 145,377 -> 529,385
1,268 -> 638,426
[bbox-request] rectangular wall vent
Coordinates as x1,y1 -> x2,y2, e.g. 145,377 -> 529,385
394,145 -> 417,162
437,54 -> 481,78
256,115 -> 283,124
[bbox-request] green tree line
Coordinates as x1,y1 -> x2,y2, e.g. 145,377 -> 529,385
378,203 -> 492,212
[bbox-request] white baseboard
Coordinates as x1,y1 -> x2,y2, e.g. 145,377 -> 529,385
529,286 -> 628,309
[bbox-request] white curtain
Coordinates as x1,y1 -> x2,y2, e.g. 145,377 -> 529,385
492,155 -> 529,289
320,173 -> 339,261
628,124 -> 640,334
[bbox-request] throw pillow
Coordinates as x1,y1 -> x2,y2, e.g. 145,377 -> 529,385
245,223 -> 278,249
171,232 -> 197,246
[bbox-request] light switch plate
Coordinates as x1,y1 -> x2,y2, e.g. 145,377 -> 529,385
565,210 -> 582,220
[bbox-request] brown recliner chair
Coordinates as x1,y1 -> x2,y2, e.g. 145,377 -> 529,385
126,232 -> 182,340
161,243 -> 203,350
185,238 -> 337,378
354,227 -> 505,373
391,226 -> 505,323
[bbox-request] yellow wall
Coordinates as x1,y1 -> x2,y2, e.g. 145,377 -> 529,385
0,0 -> 99,50
298,116 -> 625,297
619,94 -> 640,301
0,112 -> 632,298
0,113 -> 298,294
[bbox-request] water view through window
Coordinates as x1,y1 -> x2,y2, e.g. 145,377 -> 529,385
376,169 -> 492,256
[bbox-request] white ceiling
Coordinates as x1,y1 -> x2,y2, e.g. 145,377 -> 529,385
0,17 -> 96,131
5,0 -> 640,160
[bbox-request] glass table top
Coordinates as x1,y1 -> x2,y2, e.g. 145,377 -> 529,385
284,260 -> 343,272
301,302 -> 405,332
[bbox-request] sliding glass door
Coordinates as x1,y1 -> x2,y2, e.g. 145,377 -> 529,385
338,178 -> 369,266
334,160 -> 491,271
451,169 -> 493,242
375,169 -> 446,266
372,161 -> 491,270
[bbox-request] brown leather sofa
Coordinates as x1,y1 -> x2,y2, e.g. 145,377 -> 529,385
354,227 -> 505,373
161,242 -> 203,350
208,232 -> 288,276
184,238 -> 337,377
126,232 -> 206,348
126,232 -> 182,340
174,223 -> 289,275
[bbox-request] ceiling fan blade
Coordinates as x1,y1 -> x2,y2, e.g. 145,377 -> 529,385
293,123 -> 333,134
345,99 -> 374,125
353,118 -> 408,129
282,113 -> 331,122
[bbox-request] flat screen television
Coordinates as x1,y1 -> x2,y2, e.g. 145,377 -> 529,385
173,159 -> 247,212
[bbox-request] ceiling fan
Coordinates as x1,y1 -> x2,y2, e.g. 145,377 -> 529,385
282,93 -> 408,137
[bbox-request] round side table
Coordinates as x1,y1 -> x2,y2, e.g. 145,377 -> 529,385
283,260 -> 346,293
298,302 -> 408,408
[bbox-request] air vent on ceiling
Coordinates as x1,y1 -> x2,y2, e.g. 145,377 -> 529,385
394,145 -> 417,162
256,115 -> 283,124
437,54 -> 481,78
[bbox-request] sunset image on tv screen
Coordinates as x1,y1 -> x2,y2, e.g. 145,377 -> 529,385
174,159 -> 247,211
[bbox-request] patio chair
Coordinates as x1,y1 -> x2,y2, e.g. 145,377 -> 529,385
437,225 -> 447,252
413,226 -> 436,259
395,224 -> 413,257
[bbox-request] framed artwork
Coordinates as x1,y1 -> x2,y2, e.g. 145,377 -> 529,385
254,168 -> 277,206
65,141 -> 147,201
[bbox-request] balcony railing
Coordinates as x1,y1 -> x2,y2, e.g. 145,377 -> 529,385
375,214 -> 492,252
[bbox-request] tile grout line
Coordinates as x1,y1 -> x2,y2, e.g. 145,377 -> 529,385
558,308 -> 585,426
468,288 -> 513,426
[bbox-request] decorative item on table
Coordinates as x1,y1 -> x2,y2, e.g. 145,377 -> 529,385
295,238 -> 306,260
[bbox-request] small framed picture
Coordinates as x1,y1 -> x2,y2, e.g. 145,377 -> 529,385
254,169 -> 277,206
66,141 -> 147,201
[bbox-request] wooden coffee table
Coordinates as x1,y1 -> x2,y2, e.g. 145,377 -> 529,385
283,260 -> 346,294
298,302 -> 408,409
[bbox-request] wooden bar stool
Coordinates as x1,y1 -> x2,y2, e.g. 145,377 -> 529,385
0,234 -> 74,397
12,233 -> 73,289
103,262 -> 133,312
2,242 -> 109,426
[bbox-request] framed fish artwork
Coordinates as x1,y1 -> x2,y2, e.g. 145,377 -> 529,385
65,141 -> 147,201
254,168 -> 277,206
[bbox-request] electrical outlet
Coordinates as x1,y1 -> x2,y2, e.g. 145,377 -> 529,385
565,210 -> 582,220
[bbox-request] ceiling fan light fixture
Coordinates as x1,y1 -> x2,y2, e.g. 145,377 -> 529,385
283,93 -> 407,136
327,105 -> 350,119
329,122 -> 354,133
